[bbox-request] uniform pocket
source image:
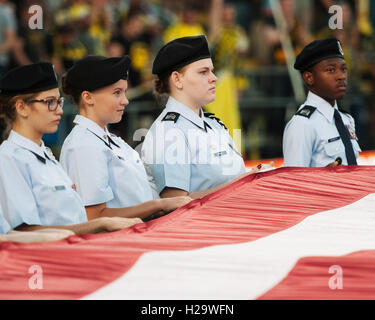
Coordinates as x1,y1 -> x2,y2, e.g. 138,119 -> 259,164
323,139 -> 345,156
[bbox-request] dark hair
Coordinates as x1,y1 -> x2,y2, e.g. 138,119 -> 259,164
154,66 -> 186,95
154,74 -> 171,95
61,73 -> 83,105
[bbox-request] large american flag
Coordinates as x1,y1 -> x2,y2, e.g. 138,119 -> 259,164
1,166 -> 375,300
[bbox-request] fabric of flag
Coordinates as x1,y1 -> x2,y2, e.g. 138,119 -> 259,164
1,166 -> 375,300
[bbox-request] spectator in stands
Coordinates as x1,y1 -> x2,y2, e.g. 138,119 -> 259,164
12,0 -> 54,66
108,14 -> 152,88
163,3 -> 205,44
0,0 -> 16,150
209,2 -> 249,72
52,24 -> 88,74
0,0 -> 16,76
89,0 -> 113,55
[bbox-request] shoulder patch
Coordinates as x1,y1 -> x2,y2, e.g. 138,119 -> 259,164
203,112 -> 227,130
295,105 -> 316,118
162,112 -> 180,123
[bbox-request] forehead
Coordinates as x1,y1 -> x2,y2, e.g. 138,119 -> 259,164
96,79 -> 128,92
111,79 -> 128,89
186,58 -> 214,70
34,88 -> 60,98
314,57 -> 346,69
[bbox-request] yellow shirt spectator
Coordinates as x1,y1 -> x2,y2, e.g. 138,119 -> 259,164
163,23 -> 205,44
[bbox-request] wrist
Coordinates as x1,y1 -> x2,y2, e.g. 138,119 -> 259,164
154,198 -> 164,213
92,217 -> 109,233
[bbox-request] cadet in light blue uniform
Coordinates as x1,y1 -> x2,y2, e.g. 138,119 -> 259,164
142,96 -> 246,195
0,62 -> 141,234
283,91 -> 361,167
60,55 -> 191,221
0,130 -> 87,228
283,38 -> 361,167
61,114 -> 153,208
141,36 -> 247,198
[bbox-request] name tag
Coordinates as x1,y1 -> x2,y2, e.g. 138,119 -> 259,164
214,151 -> 227,157
54,185 -> 66,191
328,136 -> 340,143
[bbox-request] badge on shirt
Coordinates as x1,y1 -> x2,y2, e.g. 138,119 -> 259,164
328,136 -> 340,143
346,124 -> 357,140
162,112 -> 180,123
295,105 -> 316,118
54,185 -> 66,191
214,151 -> 227,157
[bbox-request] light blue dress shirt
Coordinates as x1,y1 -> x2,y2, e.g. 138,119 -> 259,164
141,97 -> 246,194
60,115 -> 154,208
0,206 -> 11,234
283,91 -> 361,167
0,131 -> 87,231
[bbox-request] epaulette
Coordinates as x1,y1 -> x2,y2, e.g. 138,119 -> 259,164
295,105 -> 316,118
203,112 -> 227,130
161,112 -> 180,123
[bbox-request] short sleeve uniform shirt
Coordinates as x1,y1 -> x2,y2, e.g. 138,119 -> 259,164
0,131 -> 87,231
283,91 -> 361,167
141,97 -> 246,194
60,115 -> 154,208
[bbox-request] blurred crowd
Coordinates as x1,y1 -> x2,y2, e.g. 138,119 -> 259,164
1,0 -> 375,156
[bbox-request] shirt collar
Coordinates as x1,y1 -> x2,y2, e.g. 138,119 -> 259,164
8,130 -> 54,162
165,96 -> 205,130
73,115 -> 110,143
305,91 -> 338,123
8,130 -> 48,161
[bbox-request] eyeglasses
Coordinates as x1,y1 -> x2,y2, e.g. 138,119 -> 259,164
27,97 -> 65,111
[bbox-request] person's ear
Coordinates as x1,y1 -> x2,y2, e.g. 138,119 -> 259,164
14,99 -> 30,118
170,71 -> 183,90
302,70 -> 314,86
81,91 -> 95,107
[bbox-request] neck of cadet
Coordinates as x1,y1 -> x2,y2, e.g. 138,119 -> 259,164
12,122 -> 43,146
170,93 -> 202,116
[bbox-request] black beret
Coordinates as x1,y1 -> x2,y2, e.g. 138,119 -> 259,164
152,35 -> 211,76
65,55 -> 131,91
294,38 -> 345,71
0,62 -> 58,96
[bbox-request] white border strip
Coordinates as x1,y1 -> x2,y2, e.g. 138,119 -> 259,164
84,194 -> 375,300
